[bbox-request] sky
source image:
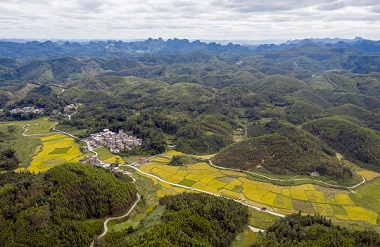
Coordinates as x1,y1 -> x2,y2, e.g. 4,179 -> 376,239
0,0 -> 380,42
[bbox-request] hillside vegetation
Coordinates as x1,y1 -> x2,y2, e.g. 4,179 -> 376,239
0,163 -> 137,247
99,193 -> 248,247
213,130 -> 350,180
252,212 -> 380,247
303,117 -> 380,171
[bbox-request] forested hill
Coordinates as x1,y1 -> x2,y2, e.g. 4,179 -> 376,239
100,193 -> 249,247
0,37 -> 380,59
252,212 -> 380,247
0,163 -> 137,247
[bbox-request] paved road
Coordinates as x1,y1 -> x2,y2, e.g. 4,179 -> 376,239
127,164 -> 285,218
90,175 -> 140,247
52,126 -> 99,157
98,193 -> 141,238
208,160 -> 366,190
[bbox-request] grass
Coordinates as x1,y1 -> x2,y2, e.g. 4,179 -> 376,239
231,228 -> 259,247
49,146 -> 71,155
0,117 -> 57,167
95,147 -> 122,164
180,179 -> 197,187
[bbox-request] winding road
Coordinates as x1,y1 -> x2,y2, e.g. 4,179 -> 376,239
126,163 -> 285,218
208,160 -> 366,190
98,193 -> 141,238
89,171 -> 140,247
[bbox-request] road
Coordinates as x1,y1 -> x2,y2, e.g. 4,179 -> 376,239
52,126 -> 99,157
127,163 -> 285,218
98,193 -> 141,238
90,170 -> 140,247
208,160 -> 366,190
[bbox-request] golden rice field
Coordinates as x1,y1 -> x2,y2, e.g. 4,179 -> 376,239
140,151 -> 380,226
357,170 -> 380,181
28,133 -> 82,173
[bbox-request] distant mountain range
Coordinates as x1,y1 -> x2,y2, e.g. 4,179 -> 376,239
0,37 -> 380,59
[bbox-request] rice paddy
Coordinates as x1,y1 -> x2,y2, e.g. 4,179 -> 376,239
28,133 -> 82,173
140,151 -> 380,226
357,170 -> 380,181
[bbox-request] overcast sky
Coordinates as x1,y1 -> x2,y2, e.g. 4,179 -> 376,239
1,0 -> 379,41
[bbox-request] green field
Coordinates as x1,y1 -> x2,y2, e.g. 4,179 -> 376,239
95,147 -> 122,164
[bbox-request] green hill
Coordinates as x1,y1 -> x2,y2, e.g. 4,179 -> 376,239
101,193 -> 248,247
253,213 -> 380,247
213,128 -> 350,180
323,73 -> 360,93
303,116 -> 380,171
329,104 -> 380,131
0,163 -> 137,246
247,74 -> 307,95
291,89 -> 333,108
286,100 -> 328,124
327,92 -> 380,111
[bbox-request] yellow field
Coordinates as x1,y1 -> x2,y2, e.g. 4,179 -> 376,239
313,203 -> 334,217
225,179 -> 243,190
260,192 -> 278,206
152,157 -> 171,163
104,155 -> 123,164
28,133 -> 81,173
290,186 -> 309,201
273,194 -> 293,209
166,150 -> 183,155
208,179 -> 227,189
335,194 -> 354,205
139,151 -> 380,225
343,206 -> 378,225
219,189 -> 242,199
357,170 -> 380,181
305,190 -> 325,203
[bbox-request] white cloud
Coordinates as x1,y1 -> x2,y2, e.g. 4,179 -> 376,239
0,0 -> 379,40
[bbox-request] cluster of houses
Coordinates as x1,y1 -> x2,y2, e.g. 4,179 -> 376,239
64,103 -> 77,114
9,106 -> 45,115
111,166 -> 132,176
88,129 -> 142,154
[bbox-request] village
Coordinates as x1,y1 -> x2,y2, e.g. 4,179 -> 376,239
81,128 -> 145,174
86,128 -> 142,154
9,106 -> 45,115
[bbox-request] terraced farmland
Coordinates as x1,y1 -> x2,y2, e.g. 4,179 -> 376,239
140,151 -> 379,226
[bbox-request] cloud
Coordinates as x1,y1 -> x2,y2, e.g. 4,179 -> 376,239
0,0 -> 379,40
